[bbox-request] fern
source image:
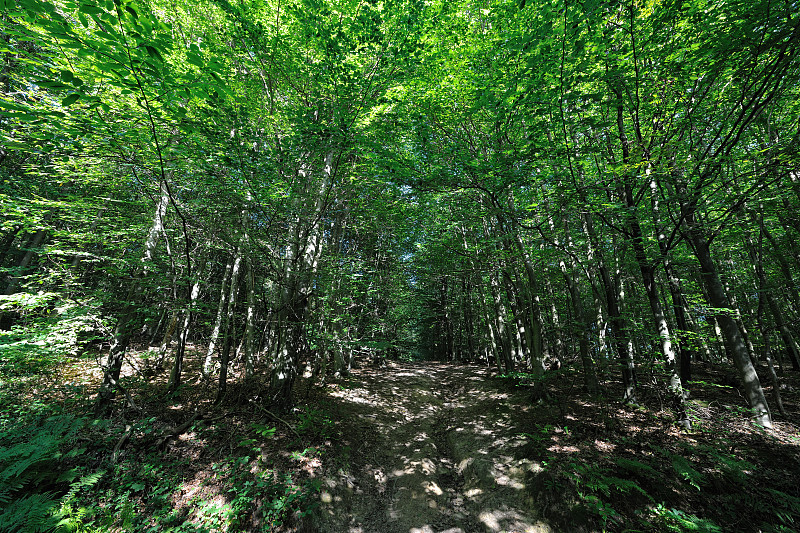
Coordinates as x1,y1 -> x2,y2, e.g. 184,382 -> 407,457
671,455 -> 703,491
708,449 -> 754,485
615,457 -> 662,481
602,476 -> 654,501
0,492 -> 60,533
763,488 -> 800,526
651,504 -> 723,532
0,414 -> 89,533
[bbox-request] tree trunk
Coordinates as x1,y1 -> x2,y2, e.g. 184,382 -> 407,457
96,179 -> 170,414
582,212 -> 637,402
204,254 -> 235,375
168,246 -> 207,393
217,245 -> 244,403
749,232 -> 800,371
682,201 -> 772,427
0,225 -> 20,267
554,212 -> 599,394
756,247 -> 787,417
244,254 -> 257,377
462,276 -> 477,362
267,150 -> 334,413
4,228 -> 46,295
623,176 -> 686,424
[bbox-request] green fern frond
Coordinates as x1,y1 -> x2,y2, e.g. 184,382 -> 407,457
615,457 -> 662,480
0,492 -> 59,533
671,455 -> 703,491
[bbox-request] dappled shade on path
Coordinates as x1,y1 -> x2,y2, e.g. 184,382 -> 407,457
309,363 -> 552,533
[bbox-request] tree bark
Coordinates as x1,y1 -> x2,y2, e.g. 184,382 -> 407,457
681,200 -> 772,427
582,212 -> 637,402
96,180 -> 169,414
204,254 -> 235,375
622,175 -> 686,423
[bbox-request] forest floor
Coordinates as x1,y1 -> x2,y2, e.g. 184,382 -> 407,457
305,362 -> 548,533
302,361 -> 800,533
4,352 -> 800,532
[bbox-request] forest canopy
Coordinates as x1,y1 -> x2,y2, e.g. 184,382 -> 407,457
1,0 -> 799,531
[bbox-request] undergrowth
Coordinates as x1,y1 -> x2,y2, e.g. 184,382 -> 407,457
0,324 -> 324,533
522,399 -> 800,532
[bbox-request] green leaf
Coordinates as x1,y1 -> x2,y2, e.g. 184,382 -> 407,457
186,52 -> 203,68
145,45 -> 163,62
79,3 -> 103,14
61,93 -> 81,106
0,99 -> 29,112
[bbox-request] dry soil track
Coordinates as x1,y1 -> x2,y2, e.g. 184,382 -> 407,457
306,362 -> 552,533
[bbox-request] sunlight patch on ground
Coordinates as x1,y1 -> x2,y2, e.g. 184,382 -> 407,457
594,439 -> 616,452
546,444 -> 580,453
423,480 -> 443,496
478,509 -> 552,533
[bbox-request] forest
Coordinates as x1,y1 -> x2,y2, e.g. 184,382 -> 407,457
1,0 -> 799,531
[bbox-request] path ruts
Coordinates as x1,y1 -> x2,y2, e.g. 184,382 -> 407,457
308,363 -> 551,533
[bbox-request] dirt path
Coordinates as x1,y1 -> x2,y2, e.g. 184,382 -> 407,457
307,362 -> 552,533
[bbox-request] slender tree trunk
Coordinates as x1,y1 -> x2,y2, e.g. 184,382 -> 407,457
582,212 -> 637,402
155,311 -> 179,368
489,271 -> 514,372
545,277 -> 567,363
442,276 -> 455,360
649,178 -> 695,384
0,225 -> 20,267
480,286 -> 503,370
96,180 -> 169,414
168,246 -> 206,393
622,176 -> 686,424
267,150 -> 334,413
204,255 -> 234,375
506,227 -> 546,374
4,228 -> 46,295
681,198 -> 772,427
462,276 -> 477,361
756,246 -> 787,417
762,225 -> 800,315
244,254 -> 257,377
148,309 -> 168,347
217,245 -> 244,403
749,232 -> 800,371
554,212 -> 598,394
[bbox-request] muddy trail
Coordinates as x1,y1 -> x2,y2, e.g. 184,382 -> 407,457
306,362 -> 551,533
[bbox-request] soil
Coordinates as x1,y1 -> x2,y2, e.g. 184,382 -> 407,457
296,360 -> 800,533
14,349 -> 800,532
304,362 -> 552,533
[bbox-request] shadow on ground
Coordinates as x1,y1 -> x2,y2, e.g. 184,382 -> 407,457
307,362 -> 552,533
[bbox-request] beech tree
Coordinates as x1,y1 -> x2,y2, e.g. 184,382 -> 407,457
1,0 -> 798,426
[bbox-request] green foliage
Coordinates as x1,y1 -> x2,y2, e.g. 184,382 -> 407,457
0,0 -> 799,528
201,454 -> 317,532
296,405 -> 334,440
0,296 -> 105,384
649,504 -> 723,533
541,459 -> 655,530
250,423 -> 277,440
0,414 -> 103,533
671,455 -> 703,492
763,488 -> 800,531
613,457 -> 662,481
569,461 -> 653,502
